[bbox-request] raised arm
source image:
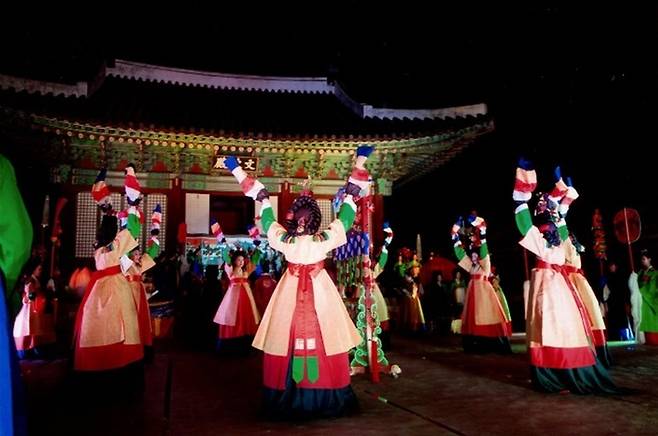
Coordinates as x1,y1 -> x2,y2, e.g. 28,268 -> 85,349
451,216 -> 473,271
224,156 -> 276,233
377,245 -> 389,270
545,166 -> 570,242
240,247 -> 262,276
373,223 -> 393,278
339,145 -> 374,230
145,235 -> 160,259
257,202 -> 274,235
145,204 -> 162,259
556,175 -> 579,242
513,157 -> 537,237
221,244 -> 231,266
451,216 -> 467,262
315,146 -> 375,252
250,248 -> 262,268
475,216 -> 492,275
468,214 -> 489,260
379,224 -> 393,269
224,146 -> 371,256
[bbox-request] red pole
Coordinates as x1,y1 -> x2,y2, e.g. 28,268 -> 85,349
358,194 -> 381,382
169,176 -> 184,253
370,338 -> 380,383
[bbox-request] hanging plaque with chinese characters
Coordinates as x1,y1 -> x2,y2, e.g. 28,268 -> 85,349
212,155 -> 259,174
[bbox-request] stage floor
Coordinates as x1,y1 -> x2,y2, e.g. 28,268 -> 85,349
21,333 -> 658,435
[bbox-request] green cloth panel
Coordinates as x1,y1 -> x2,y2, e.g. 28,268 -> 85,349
306,356 -> 319,383
292,356 -> 305,384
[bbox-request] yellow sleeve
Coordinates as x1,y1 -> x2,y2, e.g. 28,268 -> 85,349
266,221 -> 290,255
458,256 -> 472,272
95,229 -> 139,270
139,253 -> 156,274
373,250 -> 387,279
318,219 -> 348,253
519,226 -> 547,258
115,229 -> 139,257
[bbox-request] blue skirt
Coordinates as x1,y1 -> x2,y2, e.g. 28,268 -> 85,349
261,355 -> 358,420
1,272 -> 27,435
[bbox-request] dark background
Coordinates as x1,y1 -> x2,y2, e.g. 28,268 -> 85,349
2,5 -> 657,329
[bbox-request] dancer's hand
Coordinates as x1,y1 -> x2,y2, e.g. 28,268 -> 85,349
513,156 -> 537,203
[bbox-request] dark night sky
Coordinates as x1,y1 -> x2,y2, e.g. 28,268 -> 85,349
2,5 -> 658,325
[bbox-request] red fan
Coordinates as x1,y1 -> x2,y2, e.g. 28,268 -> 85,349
420,256 -> 457,285
613,208 -> 641,271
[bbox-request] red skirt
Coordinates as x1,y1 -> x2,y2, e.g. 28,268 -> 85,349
591,329 -> 606,347
74,266 -> 143,371
263,277 -> 351,390
461,280 -> 512,338
218,286 -> 258,339
75,341 -> 144,371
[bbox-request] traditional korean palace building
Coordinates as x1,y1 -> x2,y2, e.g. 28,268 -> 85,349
0,59 -> 493,261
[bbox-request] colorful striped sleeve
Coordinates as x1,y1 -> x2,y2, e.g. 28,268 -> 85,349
479,238 -> 489,260
453,244 -> 467,262
222,245 -> 231,264
260,199 -> 276,234
557,218 -> 569,242
251,248 -> 262,266
338,195 -> 357,231
378,246 -> 389,270
515,203 -> 533,237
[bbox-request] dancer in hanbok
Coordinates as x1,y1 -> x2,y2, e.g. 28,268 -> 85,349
451,214 -> 511,353
213,245 -> 261,354
513,158 -> 617,393
13,258 -> 56,358
223,146 -> 371,418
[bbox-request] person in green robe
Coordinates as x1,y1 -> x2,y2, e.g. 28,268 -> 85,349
0,153 -> 33,436
637,249 -> 658,345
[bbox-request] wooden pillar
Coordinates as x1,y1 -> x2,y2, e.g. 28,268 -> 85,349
371,194 -> 384,249
167,176 -> 184,253
278,180 -> 293,222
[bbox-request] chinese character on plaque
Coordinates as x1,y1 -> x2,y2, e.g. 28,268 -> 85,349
212,155 -> 258,173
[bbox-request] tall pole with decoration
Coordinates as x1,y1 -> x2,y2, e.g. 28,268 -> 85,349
361,183 -> 381,381
335,148 -> 399,382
